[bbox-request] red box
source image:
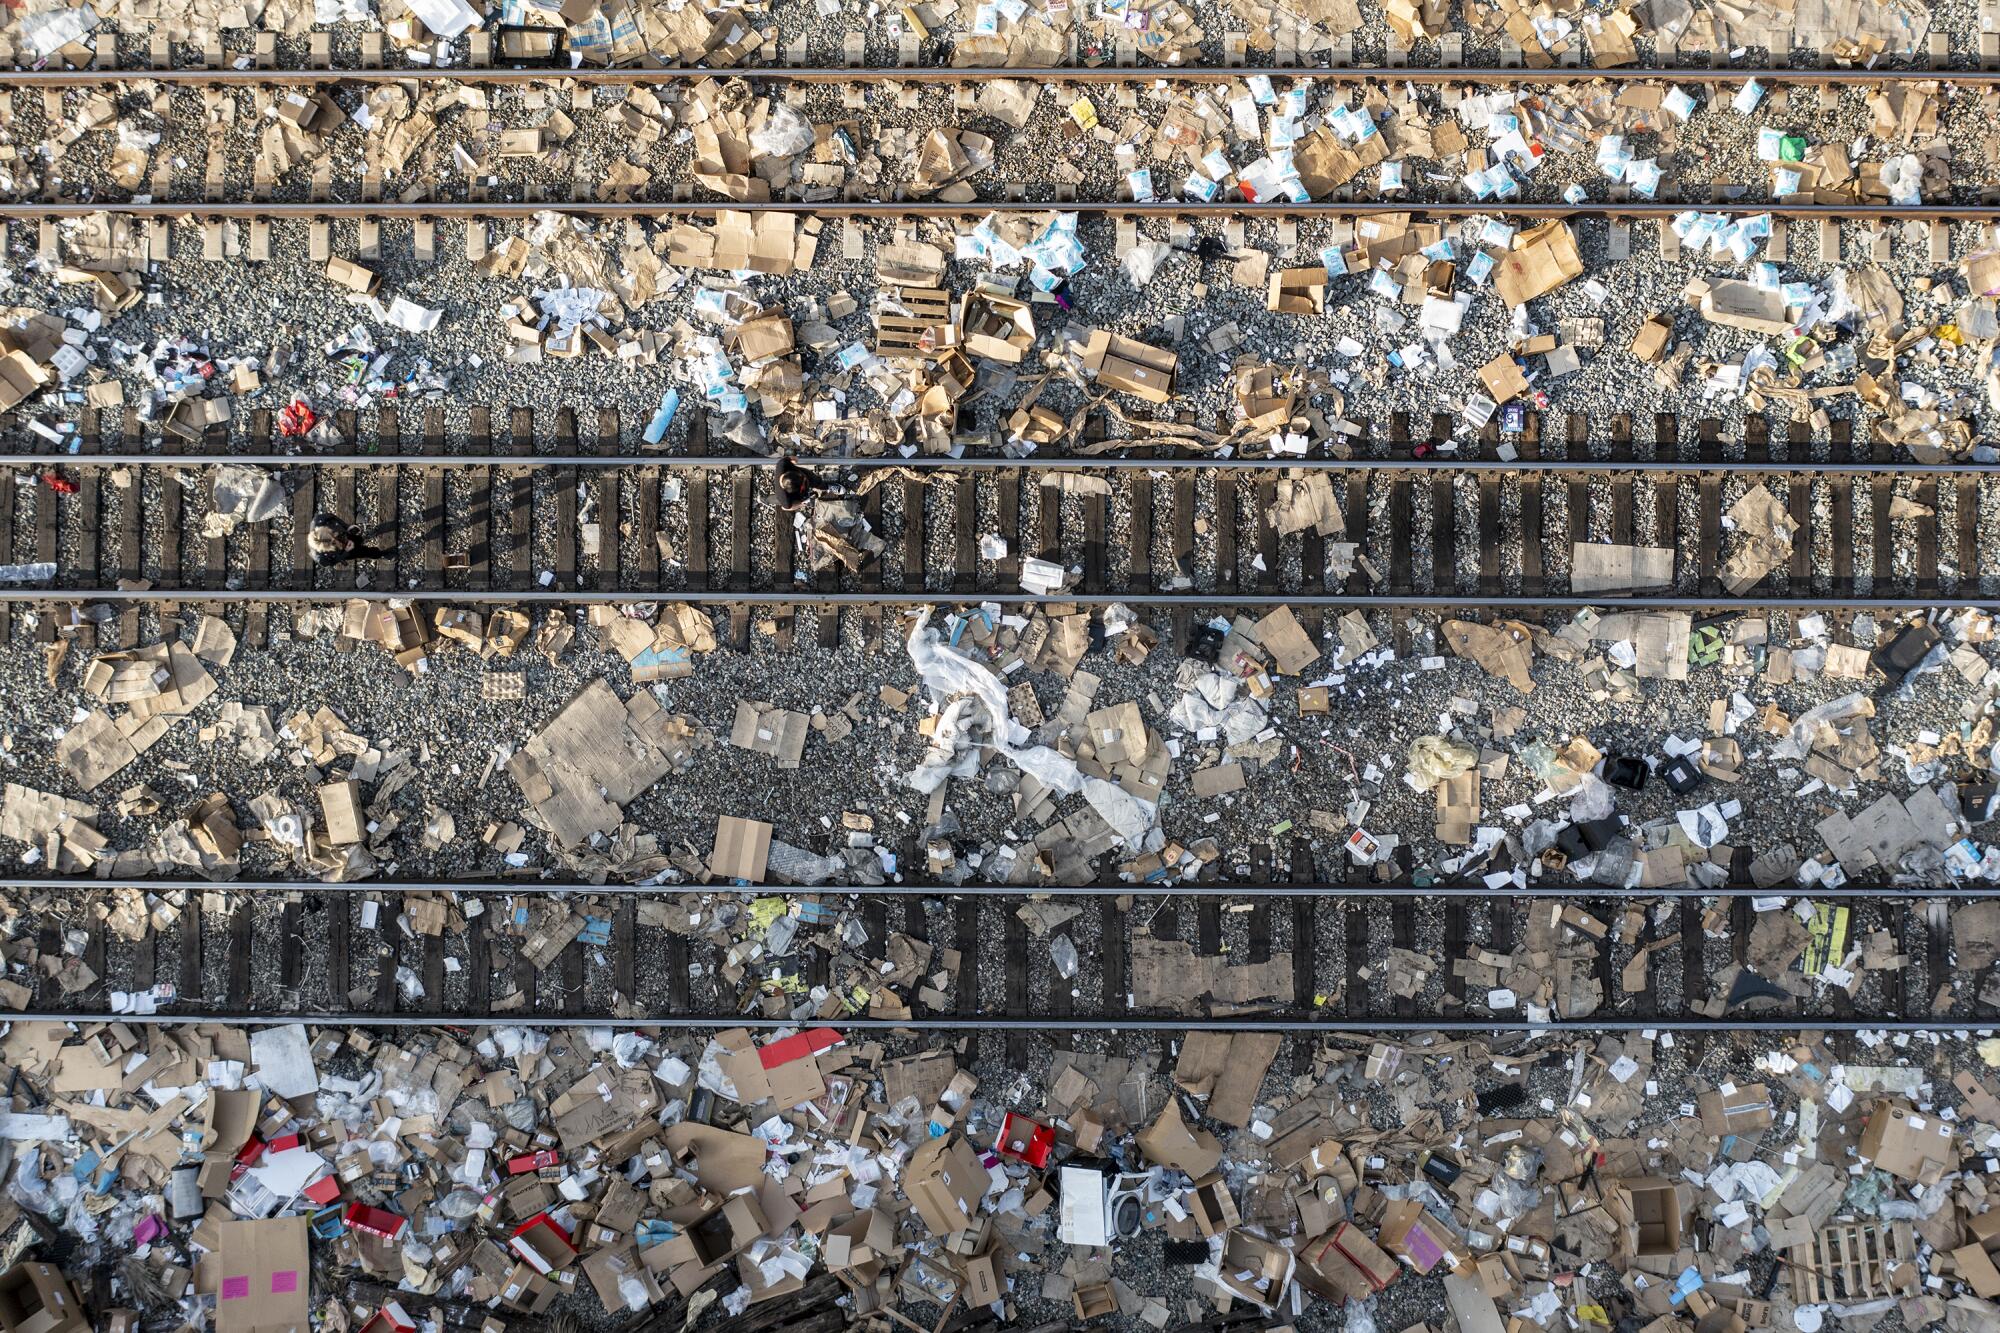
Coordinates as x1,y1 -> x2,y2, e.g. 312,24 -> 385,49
355,1300 -> 417,1333
510,1212 -> 577,1274
345,1204 -> 408,1240
301,1175 -> 342,1207
507,1150 -> 561,1176
995,1112 -> 1056,1169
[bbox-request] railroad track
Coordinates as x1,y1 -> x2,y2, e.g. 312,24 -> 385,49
1,407 -> 1990,643
0,883 -> 1976,1037
16,63 -> 2000,84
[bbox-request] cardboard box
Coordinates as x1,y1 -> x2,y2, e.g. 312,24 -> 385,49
1494,220 -> 1584,307
957,1248 -> 1004,1306
1216,1230 -> 1295,1310
1188,1172 -> 1240,1237
1619,1178 -> 1685,1258
1955,1240 -> 2000,1298
824,1209 -> 896,1286
1072,1282 -> 1117,1320
958,291 -> 1035,363
354,1302 -> 417,1333
318,780 -> 366,846
1080,329 -> 1177,403
687,1194 -> 768,1266
325,257 -> 381,295
1476,353 -> 1530,403
1267,267 -> 1326,314
208,1219 -> 308,1333
1631,313 -> 1672,362
905,1135 -> 987,1237
509,1213 -> 576,1274
1297,1222 -> 1399,1300
1378,1199 -> 1459,1273
0,350 -> 50,415
709,815 -> 772,883
1700,280 -> 1792,335
1859,1100 -> 1955,1182
0,1256 -> 88,1328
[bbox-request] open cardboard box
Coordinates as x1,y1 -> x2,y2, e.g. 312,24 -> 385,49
958,290 -> 1035,364
1618,1178 -> 1685,1258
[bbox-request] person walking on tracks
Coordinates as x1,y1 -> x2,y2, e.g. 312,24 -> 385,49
308,513 -> 391,566
777,456 -> 840,512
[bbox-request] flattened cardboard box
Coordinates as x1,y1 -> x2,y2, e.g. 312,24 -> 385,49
211,1217 -> 309,1333
1696,1083 -> 1771,1137
709,815 -> 772,883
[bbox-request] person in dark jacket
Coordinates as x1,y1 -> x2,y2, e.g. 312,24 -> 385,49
777,457 -> 823,512
308,513 -> 390,566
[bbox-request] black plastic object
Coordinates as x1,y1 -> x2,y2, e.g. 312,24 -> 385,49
1187,624 -> 1226,664
1874,624 -> 1940,683
1603,755 -> 1649,790
1476,1083 -> 1528,1115
1662,754 -> 1704,795
1726,969 -> 1789,1009
1420,1151 -> 1463,1186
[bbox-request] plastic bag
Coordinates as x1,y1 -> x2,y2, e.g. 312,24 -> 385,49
1051,934 -> 1079,980
1122,239 -> 1171,287
1407,734 -> 1477,791
751,102 -> 815,158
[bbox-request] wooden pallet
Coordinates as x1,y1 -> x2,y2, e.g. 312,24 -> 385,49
1789,1221 -> 1916,1304
874,286 -> 952,359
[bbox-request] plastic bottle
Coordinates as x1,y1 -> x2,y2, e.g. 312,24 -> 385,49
642,389 -> 680,446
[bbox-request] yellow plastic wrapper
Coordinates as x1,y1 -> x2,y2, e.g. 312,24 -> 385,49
1407,734 -> 1478,792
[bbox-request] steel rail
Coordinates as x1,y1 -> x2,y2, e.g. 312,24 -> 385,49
4,201 -> 1996,220
0,1009 -> 1975,1034
9,65 -> 1996,87
0,877 -> 1986,900
3,454 -> 1994,476
0,589 -> 1981,609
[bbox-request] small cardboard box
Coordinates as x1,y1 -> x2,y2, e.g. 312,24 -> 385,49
1267,267 -> 1326,314
687,1194 -> 767,1266
0,350 -> 51,415
905,1135 -> 987,1237
497,1263 -> 555,1314
1299,1222 -> 1399,1299
1188,1173 -> 1240,1237
957,1248 -> 1004,1306
318,780 -> 366,846
1955,1238 -> 2000,1297
0,1262 -> 90,1333
958,291 -> 1035,364
325,257 -> 381,296
1378,1199 -> 1458,1273
1619,1178 -> 1685,1258
1081,329 -> 1177,403
1630,313 -> 1672,362
1216,1229 -> 1295,1309
509,1213 -> 576,1274
1072,1282 -> 1117,1320
1476,353 -> 1530,403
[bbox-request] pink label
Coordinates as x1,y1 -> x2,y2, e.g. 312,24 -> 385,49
1403,1226 -> 1446,1270
220,1277 -> 251,1300
270,1272 -> 299,1294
